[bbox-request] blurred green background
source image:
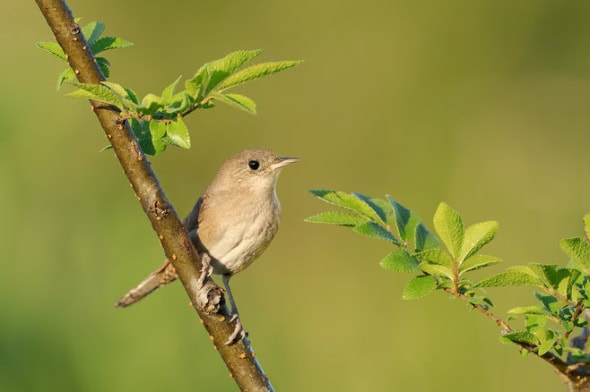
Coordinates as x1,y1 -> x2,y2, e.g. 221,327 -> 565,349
2,0 -> 590,391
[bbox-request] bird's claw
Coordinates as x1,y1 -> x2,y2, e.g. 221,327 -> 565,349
196,253 -> 213,289
225,314 -> 247,345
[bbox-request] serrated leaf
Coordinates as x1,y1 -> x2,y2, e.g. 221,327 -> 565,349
56,68 -> 76,90
352,221 -> 398,244
433,202 -> 464,259
459,254 -> 501,274
37,41 -> 66,61
129,119 -> 166,156
309,190 -> 385,223
561,237 -> 590,273
528,263 -> 571,291
534,292 -> 561,315
476,266 -> 543,287
304,211 -> 368,227
101,81 -> 127,98
379,250 -> 420,273
218,60 -> 303,91
501,331 -> 539,346
537,334 -> 556,356
415,222 -> 439,252
100,82 -> 137,110
524,314 -> 548,332
387,195 -> 420,242
419,262 -> 454,280
403,275 -> 437,300
211,92 -> 257,114
96,57 -> 111,78
459,220 -> 498,262
82,21 -> 105,46
415,249 -> 453,267
147,120 -> 168,155
190,49 -> 263,97
139,93 -> 164,115
91,36 -> 133,54
66,82 -> 123,108
353,194 -> 389,224
166,118 -> 190,149
508,306 -> 548,316
162,75 -> 182,102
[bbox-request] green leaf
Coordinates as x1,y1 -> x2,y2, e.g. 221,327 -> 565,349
459,254 -> 501,274
419,262 -> 454,280
528,264 -> 571,291
82,21 -> 105,46
508,306 -> 548,316
101,82 -> 137,109
561,237 -> 590,273
433,202 -> 464,259
211,92 -> 257,114
304,211 -> 368,227
189,49 -> 263,97
56,68 -> 76,90
415,222 -> 439,252
139,93 -> 164,115
309,190 -> 385,223
402,275 -> 437,300
415,249 -> 453,267
95,57 -> 111,79
459,220 -> 498,262
534,292 -> 562,315
352,222 -> 398,244
91,36 -> 133,54
476,266 -> 543,287
129,119 -> 166,156
537,333 -> 556,356
162,75 -> 182,102
66,82 -> 123,108
501,331 -> 539,346
524,314 -> 548,332
218,60 -> 303,91
166,118 -> 190,149
379,250 -> 420,273
36,41 -> 66,61
387,195 -> 420,242
352,194 -> 389,224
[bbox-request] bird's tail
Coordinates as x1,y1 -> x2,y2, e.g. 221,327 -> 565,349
115,260 -> 178,307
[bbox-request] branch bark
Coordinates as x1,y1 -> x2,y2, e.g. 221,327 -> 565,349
34,1 -> 273,390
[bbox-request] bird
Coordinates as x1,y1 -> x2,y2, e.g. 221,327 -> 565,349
115,148 -> 298,344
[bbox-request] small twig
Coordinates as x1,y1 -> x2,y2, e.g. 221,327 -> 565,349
443,287 -> 512,331
565,301 -> 587,340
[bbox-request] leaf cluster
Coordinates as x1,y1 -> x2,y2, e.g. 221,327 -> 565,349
306,191 -> 498,304
37,21 -> 133,89
307,190 -> 590,365
479,215 -> 590,359
38,22 -> 302,155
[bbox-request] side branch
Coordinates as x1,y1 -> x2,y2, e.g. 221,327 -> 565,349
34,1 -> 272,390
444,287 -> 590,390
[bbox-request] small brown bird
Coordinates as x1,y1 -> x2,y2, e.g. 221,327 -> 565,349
116,148 -> 298,344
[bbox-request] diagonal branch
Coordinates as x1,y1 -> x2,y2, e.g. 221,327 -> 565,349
34,1 -> 272,390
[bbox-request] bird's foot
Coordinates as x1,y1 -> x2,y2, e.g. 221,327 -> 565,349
196,253 -> 213,290
225,314 -> 247,345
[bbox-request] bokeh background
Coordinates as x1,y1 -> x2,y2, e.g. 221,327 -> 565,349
2,0 -> 590,391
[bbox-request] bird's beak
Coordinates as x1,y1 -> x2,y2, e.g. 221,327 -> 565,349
271,156 -> 299,170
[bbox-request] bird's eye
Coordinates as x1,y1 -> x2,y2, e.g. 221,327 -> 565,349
248,160 -> 260,170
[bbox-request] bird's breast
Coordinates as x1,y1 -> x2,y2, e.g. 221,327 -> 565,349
198,195 -> 280,275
